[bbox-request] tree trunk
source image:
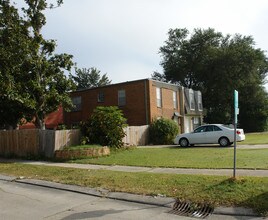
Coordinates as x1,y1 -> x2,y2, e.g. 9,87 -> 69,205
35,116 -> 45,130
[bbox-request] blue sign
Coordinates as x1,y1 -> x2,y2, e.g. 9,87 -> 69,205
234,90 -> 238,108
234,90 -> 239,123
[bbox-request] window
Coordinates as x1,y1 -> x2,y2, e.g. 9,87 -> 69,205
118,90 -> 126,106
156,87 -> 162,107
189,89 -> 195,110
72,96 -> 81,111
205,125 -> 213,132
173,91 -> 178,109
98,92 -> 104,102
197,91 -> 203,111
194,126 -> 205,133
193,117 -> 200,125
213,125 -> 222,131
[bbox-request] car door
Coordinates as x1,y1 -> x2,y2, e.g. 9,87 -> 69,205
204,125 -> 223,143
190,126 -> 207,144
203,125 -> 216,143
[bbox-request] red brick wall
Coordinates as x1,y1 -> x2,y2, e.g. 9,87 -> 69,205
64,79 -> 182,128
64,80 -> 148,126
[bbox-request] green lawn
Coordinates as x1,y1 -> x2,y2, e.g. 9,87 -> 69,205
69,147 -> 268,169
241,132 -> 268,145
0,163 -> 267,216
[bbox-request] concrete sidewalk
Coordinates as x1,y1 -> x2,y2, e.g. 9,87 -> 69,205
1,159 -> 268,177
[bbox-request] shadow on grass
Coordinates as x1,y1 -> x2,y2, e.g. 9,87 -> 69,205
207,178 -> 268,217
241,191 -> 268,217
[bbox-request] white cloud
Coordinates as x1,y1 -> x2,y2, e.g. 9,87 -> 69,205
18,0 -> 268,89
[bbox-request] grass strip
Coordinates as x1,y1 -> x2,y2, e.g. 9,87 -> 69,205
0,163 -> 267,216
69,148 -> 268,169
241,133 -> 268,145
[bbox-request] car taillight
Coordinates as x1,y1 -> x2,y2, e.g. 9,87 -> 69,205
236,131 -> 241,135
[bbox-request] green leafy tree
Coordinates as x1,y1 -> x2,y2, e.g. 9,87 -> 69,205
155,28 -> 268,132
149,118 -> 179,145
0,1 -> 32,129
0,0 -> 75,129
81,106 -> 127,148
70,67 -> 111,90
239,84 -> 268,132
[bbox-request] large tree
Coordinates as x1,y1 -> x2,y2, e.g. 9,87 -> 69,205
154,28 -> 268,132
0,0 -> 75,129
0,1 -> 32,129
70,67 -> 111,90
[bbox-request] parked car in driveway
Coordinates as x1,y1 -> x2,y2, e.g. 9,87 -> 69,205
174,124 -> 245,147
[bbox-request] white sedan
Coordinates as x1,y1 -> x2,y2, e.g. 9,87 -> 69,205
174,124 -> 245,147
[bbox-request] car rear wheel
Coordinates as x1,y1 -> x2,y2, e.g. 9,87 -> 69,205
219,137 -> 230,147
179,138 -> 189,147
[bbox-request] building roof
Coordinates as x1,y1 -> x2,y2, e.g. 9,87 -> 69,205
19,107 -> 63,129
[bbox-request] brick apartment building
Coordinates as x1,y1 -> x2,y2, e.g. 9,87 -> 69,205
64,79 -> 203,133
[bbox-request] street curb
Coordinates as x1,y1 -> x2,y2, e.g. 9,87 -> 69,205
15,178 -> 175,208
213,207 -> 257,217
0,174 -> 17,181
108,191 -> 175,208
0,174 -> 258,217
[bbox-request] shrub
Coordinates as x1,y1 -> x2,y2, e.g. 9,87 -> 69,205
81,106 -> 127,148
149,118 -> 179,144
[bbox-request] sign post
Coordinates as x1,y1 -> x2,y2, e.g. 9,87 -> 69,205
233,90 -> 239,178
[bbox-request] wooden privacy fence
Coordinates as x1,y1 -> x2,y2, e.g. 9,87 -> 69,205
0,126 -> 149,159
0,129 -> 80,158
123,125 -> 149,146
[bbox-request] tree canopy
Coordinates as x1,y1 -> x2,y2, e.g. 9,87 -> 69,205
0,1 -> 31,129
0,0 -> 75,129
154,28 -> 268,132
70,67 -> 111,90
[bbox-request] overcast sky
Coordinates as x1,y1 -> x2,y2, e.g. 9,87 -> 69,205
18,0 -> 268,90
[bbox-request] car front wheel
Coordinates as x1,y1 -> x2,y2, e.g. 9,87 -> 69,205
219,137 -> 230,147
179,138 -> 189,147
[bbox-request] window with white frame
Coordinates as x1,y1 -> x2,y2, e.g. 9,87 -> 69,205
156,87 -> 162,107
197,91 -> 203,111
189,89 -> 195,110
194,117 -> 200,125
173,91 -> 178,109
72,96 -> 81,111
118,90 -> 126,106
193,117 -> 200,129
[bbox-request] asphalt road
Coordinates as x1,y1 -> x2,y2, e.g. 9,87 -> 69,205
0,179 -> 263,220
